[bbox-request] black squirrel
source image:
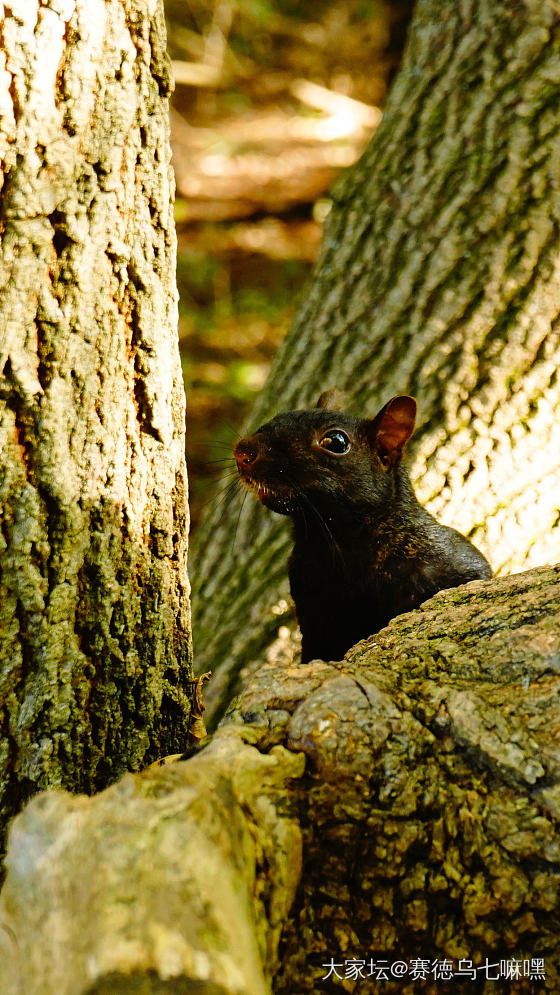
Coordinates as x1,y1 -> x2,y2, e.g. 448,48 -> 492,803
234,390 -> 492,663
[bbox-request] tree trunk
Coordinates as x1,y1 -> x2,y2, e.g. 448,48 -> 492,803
0,0 -> 191,840
2,565 -> 559,994
192,0 -> 560,725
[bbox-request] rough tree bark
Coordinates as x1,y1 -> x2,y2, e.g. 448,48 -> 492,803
2,2 -> 560,992
192,0 -> 560,724
0,0 -> 191,841
1,564 -> 559,995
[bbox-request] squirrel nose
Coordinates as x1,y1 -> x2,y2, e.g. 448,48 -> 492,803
234,437 -> 259,469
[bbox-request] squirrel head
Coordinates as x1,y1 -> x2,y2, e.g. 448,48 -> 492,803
234,392 -> 417,517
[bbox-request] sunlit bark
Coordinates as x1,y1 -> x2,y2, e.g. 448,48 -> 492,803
2,565 -> 559,995
193,0 -> 560,725
0,0 -> 192,838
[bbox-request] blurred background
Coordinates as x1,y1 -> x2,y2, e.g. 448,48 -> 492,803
166,0 -> 414,530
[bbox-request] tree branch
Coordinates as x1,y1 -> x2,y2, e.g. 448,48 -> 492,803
2,565 -> 560,994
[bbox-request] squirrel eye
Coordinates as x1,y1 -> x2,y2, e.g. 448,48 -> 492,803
318,430 -> 351,455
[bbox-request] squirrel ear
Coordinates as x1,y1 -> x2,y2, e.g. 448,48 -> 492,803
366,395 -> 416,468
315,388 -> 345,411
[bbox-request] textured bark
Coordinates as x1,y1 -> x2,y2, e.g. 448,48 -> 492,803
192,0 -> 560,724
1,565 -> 559,994
0,0 -> 191,838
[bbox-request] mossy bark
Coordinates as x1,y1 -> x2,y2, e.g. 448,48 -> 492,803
192,0 -> 560,724
1,565 -> 559,994
0,0 -> 192,840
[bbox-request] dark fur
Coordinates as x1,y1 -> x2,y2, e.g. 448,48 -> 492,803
235,393 -> 492,663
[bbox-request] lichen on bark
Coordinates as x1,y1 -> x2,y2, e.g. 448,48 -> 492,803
0,0 -> 192,837
1,565 -> 559,994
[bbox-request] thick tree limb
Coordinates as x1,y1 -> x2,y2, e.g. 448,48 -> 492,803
0,726 -> 304,995
1,565 -> 560,994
